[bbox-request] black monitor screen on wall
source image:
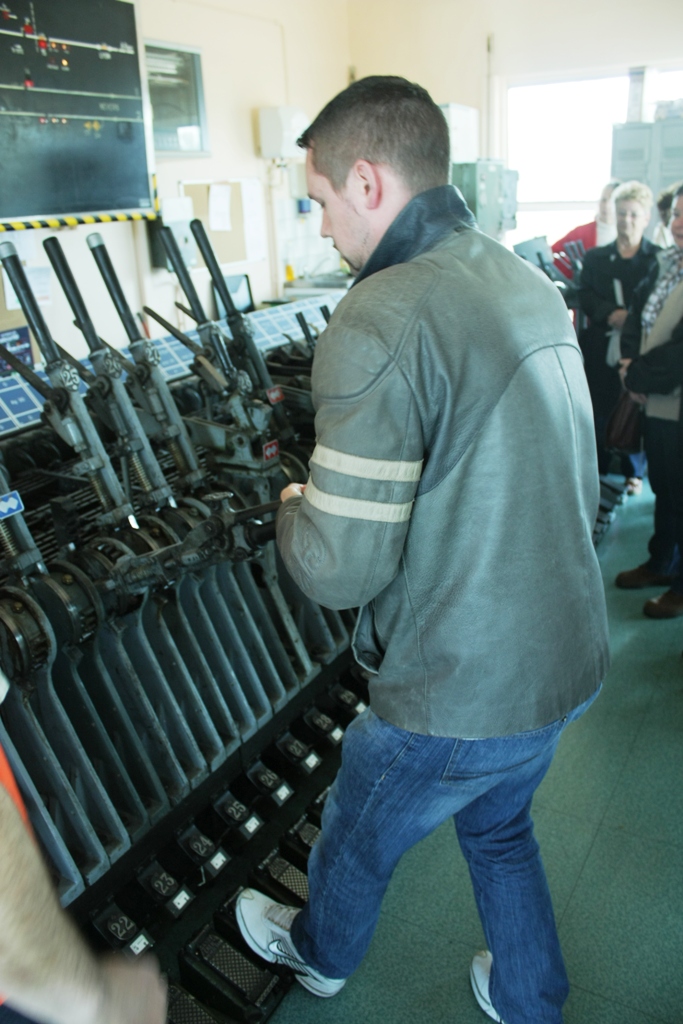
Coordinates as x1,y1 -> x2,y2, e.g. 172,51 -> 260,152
0,0 -> 152,222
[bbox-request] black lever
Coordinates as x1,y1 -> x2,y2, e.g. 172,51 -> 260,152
295,312 -> 316,349
142,305 -> 203,356
87,233 -> 143,344
175,301 -> 199,323
0,242 -> 61,365
0,341 -> 57,403
43,236 -> 103,353
190,217 -> 294,437
160,226 -> 207,324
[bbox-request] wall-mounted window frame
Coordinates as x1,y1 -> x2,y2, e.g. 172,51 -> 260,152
502,72 -> 629,248
500,62 -> 683,248
144,40 -> 210,157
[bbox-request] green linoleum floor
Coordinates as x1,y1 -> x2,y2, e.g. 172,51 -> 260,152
270,483 -> 683,1023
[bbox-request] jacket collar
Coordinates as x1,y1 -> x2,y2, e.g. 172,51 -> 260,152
353,184 -> 476,286
607,236 -> 659,259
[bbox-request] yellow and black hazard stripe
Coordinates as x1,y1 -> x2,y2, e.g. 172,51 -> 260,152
0,174 -> 160,231
0,211 -> 157,232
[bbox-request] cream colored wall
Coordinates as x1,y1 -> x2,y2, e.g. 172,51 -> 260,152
347,0 -> 682,158
7,0 -> 350,359
139,0 -> 351,325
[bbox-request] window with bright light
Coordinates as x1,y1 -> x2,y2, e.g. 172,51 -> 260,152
506,77 -> 629,247
646,69 -> 683,117
508,77 -> 630,204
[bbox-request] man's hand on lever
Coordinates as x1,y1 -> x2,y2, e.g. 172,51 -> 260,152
280,483 -> 307,503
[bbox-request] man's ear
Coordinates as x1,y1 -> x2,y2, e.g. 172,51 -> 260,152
349,160 -> 383,210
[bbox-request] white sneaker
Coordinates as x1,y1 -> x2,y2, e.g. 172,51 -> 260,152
470,950 -> 505,1023
235,888 -> 346,998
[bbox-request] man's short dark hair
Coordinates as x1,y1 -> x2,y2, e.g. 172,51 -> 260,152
298,76 -> 450,196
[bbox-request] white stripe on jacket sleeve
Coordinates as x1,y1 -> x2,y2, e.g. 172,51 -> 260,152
304,480 -> 414,523
310,444 -> 423,483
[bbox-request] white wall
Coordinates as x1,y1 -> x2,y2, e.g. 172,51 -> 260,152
140,0 -> 351,319
347,0 -> 682,159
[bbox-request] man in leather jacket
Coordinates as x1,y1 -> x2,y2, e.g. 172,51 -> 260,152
236,77 -> 609,1024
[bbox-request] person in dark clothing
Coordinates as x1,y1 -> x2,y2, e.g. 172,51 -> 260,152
616,184 -> 683,617
577,180 -> 659,486
551,179 -> 620,279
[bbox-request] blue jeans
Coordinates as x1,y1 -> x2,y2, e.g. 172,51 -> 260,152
291,691 -> 599,1024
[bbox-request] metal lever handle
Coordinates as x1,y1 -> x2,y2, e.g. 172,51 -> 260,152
189,218 -> 237,318
160,227 -> 207,324
87,233 -> 142,344
0,341 -> 56,403
0,241 -> 61,365
43,236 -> 102,352
142,306 -> 202,356
232,499 -> 281,523
175,301 -> 199,323
188,219 -> 294,435
246,520 -> 277,547
295,312 -> 316,348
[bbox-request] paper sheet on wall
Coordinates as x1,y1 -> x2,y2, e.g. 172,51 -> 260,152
2,266 -> 52,310
177,125 -> 202,151
241,179 -> 268,262
208,183 -> 232,232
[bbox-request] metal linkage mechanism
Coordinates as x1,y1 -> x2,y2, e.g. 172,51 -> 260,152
0,234 -> 355,1023
143,304 -> 231,395
295,311 -> 317,352
0,242 -> 137,531
107,497 -> 280,596
141,304 -> 273,475
43,237 -> 177,513
0,476 -> 46,583
189,218 -> 295,442
159,226 -> 243,392
262,304 -> 334,457
0,461 -> 149,895
150,225 -> 284,475
86,232 -> 207,492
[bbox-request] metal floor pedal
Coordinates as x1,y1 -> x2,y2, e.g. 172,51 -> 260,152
167,983 -> 226,1024
252,849 -> 310,906
181,924 -> 290,1021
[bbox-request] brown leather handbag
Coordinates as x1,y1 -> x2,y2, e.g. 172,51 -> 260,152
605,391 -> 643,454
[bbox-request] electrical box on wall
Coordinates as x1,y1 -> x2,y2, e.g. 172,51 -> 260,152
439,104 -> 480,164
288,163 -> 309,201
258,107 -> 309,160
451,161 -> 518,240
612,120 -> 683,202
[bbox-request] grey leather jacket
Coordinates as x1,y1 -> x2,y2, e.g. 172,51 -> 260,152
277,186 -> 609,738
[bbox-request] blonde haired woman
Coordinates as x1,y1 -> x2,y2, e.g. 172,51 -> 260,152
577,180 -> 659,485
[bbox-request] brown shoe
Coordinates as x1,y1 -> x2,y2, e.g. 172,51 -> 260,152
615,563 -> 675,589
643,590 -> 683,618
